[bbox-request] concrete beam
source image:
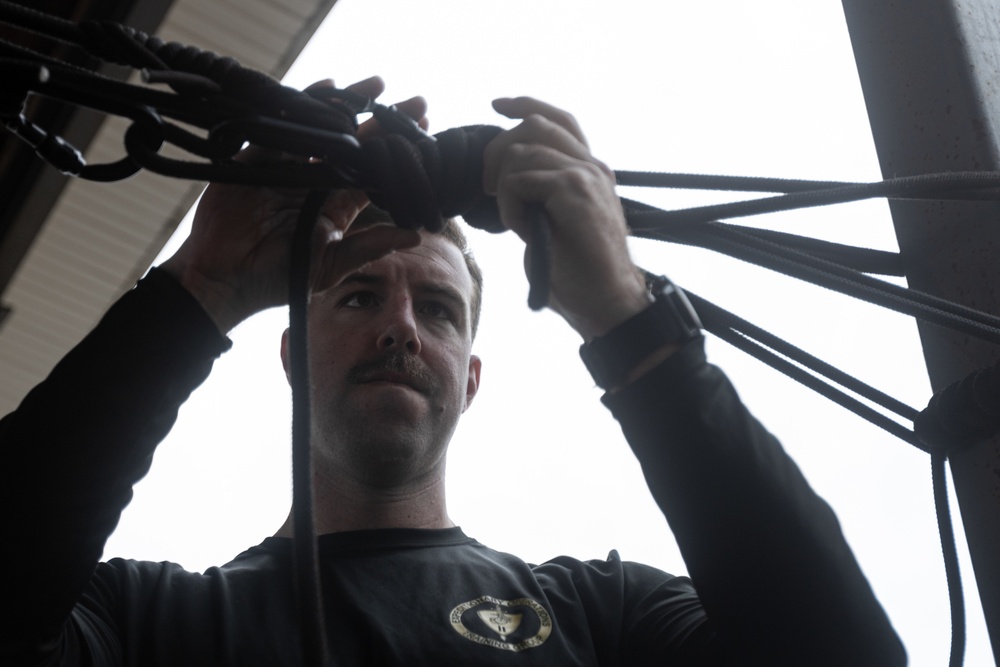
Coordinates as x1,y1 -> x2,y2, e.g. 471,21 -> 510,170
842,1 -> 1000,662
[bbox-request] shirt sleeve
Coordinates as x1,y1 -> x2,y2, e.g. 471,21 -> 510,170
601,339 -> 907,666
0,268 -> 231,666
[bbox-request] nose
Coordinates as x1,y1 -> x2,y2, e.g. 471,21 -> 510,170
376,298 -> 421,355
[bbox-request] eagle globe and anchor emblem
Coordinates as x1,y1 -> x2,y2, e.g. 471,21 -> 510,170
449,595 -> 552,652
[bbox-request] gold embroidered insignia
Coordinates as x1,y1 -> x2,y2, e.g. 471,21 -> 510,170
449,596 -> 552,652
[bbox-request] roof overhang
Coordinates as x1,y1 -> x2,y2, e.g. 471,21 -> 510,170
0,0 -> 339,412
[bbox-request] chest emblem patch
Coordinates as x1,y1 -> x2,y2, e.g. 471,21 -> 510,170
449,595 -> 552,652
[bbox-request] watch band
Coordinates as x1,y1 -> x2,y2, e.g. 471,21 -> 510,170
579,275 -> 703,390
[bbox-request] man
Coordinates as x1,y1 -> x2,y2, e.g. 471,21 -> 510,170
1,76 -> 906,665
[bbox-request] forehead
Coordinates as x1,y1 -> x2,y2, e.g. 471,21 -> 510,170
341,231 -> 473,301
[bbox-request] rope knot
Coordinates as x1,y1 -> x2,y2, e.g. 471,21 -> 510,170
914,359 -> 1000,451
361,124 -> 505,234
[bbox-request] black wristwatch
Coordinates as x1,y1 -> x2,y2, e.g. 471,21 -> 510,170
579,275 -> 702,390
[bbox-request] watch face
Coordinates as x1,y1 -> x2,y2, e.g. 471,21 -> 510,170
661,284 -> 703,335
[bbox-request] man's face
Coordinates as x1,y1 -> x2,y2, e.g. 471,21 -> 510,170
288,231 -> 481,488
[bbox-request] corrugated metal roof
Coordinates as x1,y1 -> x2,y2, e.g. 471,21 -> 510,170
0,0 -> 339,413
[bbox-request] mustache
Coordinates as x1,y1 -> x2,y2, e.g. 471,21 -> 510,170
346,351 -> 440,395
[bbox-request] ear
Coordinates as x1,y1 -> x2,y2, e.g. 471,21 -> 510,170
280,327 -> 292,384
463,355 -> 482,412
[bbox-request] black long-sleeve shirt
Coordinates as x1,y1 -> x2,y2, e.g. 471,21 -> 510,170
0,268 -> 906,665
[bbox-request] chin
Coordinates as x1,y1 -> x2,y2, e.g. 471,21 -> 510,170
346,432 -> 445,486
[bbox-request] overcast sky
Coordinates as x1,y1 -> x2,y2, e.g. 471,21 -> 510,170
102,1 -> 990,664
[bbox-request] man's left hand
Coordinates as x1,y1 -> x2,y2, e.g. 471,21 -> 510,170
482,97 -> 651,342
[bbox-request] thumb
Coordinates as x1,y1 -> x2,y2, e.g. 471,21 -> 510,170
312,225 -> 421,293
318,189 -> 370,236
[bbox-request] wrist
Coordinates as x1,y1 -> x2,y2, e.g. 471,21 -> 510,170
570,273 -> 653,343
159,256 -> 248,334
579,275 -> 703,391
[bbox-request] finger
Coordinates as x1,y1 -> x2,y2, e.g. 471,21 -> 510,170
395,96 -> 430,132
492,97 -> 587,146
483,116 -> 597,195
494,142 -> 593,184
310,189 -> 369,272
344,75 -> 386,101
313,225 -> 421,292
495,169 -> 568,242
234,78 -> 348,162
393,96 -> 428,122
230,144 -> 294,166
303,76 -> 385,100
304,78 -> 336,93
357,95 -> 429,141
494,155 -> 618,239
234,132 -> 322,165
306,76 -> 384,121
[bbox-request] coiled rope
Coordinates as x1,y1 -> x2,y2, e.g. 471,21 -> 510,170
2,3 -> 997,664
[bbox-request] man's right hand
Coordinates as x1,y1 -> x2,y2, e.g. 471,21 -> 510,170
160,76 -> 425,333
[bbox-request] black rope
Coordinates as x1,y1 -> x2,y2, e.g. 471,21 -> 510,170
692,221 -> 1000,342
620,170 -> 1000,225
684,290 -> 923,440
621,197 -> 905,276
910,359 -> 1000,667
932,449 -> 966,667
0,1 -> 84,45
710,319 -> 925,448
617,170 -> 862,193
527,205 -> 552,311
289,191 -> 331,667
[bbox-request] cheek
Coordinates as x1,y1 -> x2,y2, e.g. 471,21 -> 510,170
307,312 -> 355,355
437,354 -> 473,395
305,333 -> 353,381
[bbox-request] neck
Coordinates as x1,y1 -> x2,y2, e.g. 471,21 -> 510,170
274,470 -> 453,537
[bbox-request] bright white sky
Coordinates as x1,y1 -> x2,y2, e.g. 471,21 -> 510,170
102,1 -> 991,664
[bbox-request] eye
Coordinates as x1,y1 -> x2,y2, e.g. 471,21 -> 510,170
420,301 -> 453,321
341,292 -> 379,309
